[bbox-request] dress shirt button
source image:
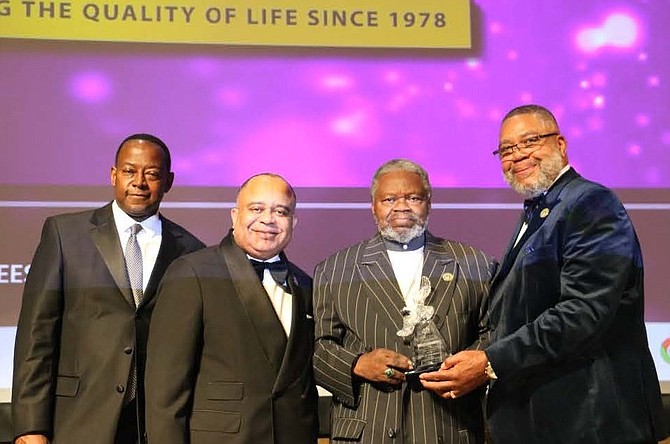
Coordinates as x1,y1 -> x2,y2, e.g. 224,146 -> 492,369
116,384 -> 125,393
124,346 -> 133,355
386,428 -> 397,438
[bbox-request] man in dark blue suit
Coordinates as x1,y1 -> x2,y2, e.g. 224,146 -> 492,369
421,105 -> 668,443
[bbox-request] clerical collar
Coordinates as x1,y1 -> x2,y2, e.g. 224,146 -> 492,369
383,233 -> 425,252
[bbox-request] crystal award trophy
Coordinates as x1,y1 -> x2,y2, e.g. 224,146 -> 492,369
397,276 -> 450,391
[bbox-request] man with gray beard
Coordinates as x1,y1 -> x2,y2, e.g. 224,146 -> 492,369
421,105 -> 668,444
313,159 -> 496,444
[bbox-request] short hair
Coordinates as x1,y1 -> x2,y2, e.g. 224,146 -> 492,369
237,173 -> 297,210
115,133 -> 172,171
502,104 -> 560,130
371,159 -> 432,200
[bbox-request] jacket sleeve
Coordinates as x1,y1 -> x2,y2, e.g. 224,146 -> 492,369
145,257 -> 203,444
467,252 -> 498,352
312,259 -> 362,408
12,217 -> 64,440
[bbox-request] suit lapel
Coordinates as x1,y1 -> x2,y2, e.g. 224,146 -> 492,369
219,234 -> 287,375
89,203 -> 135,308
490,212 -> 525,294
274,268 -> 310,393
142,218 -> 183,306
358,235 -> 407,336
489,168 -> 580,314
422,233 -> 458,333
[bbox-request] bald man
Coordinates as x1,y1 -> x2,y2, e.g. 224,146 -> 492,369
145,173 -> 318,444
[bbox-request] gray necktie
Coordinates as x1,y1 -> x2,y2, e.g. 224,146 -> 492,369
125,224 -> 143,309
124,223 -> 143,403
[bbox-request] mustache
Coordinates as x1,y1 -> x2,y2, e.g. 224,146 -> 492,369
386,212 -> 421,223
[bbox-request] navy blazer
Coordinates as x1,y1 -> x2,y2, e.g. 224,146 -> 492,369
485,168 -> 668,444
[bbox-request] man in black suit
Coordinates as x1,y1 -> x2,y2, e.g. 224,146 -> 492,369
12,134 -> 205,444
421,105 -> 668,444
145,173 -> 318,444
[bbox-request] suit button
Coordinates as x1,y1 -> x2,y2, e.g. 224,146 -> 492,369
124,346 -> 133,355
386,428 -> 396,438
116,384 -> 125,393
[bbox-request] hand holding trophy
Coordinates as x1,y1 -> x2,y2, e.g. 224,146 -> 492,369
397,276 -> 450,391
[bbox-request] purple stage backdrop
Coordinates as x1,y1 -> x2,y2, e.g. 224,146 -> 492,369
1,1 -> 669,391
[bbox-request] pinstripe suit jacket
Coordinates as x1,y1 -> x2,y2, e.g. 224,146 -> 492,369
313,231 -> 496,444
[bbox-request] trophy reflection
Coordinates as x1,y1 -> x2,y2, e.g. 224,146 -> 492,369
397,276 -> 450,391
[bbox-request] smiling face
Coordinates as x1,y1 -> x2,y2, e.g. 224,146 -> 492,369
372,170 -> 430,243
231,174 -> 297,260
499,113 -> 568,198
111,139 -> 173,221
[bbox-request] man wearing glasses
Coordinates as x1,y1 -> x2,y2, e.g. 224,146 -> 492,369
420,104 -> 668,444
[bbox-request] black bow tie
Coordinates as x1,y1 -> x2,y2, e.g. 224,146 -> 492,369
249,259 -> 289,288
523,195 -> 546,223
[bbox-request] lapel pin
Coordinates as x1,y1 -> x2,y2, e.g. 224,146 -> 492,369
540,208 -> 550,218
442,272 -> 454,282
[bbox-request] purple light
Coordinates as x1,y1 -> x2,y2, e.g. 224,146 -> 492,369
519,92 -> 533,103
575,12 -> 641,53
70,72 -> 111,104
635,114 -> 651,127
647,75 -> 660,87
321,74 -> 353,90
215,87 -> 246,107
489,22 -> 502,34
593,95 -> 606,109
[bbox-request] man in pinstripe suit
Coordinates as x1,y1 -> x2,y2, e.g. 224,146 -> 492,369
313,159 -> 497,444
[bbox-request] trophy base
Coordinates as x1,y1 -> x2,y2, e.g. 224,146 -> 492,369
404,362 -> 442,392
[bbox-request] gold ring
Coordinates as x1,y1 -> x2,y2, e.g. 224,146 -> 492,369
384,368 -> 394,378
449,391 -> 457,399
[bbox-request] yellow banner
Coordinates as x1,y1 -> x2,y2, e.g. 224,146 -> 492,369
0,0 -> 471,48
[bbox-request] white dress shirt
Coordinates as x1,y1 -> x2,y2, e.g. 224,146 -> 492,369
112,200 -> 162,291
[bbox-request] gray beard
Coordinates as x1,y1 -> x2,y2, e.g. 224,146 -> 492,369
379,223 -> 426,244
504,150 -> 565,198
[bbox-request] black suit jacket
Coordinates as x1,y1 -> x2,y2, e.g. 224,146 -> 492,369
485,168 -> 668,444
144,232 -> 318,444
12,203 -> 205,444
313,232 -> 496,444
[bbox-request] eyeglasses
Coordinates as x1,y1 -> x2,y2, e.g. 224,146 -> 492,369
493,132 -> 559,160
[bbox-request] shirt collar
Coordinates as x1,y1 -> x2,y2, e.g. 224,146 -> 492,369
111,200 -> 161,235
246,254 -> 281,263
383,232 -> 426,252
551,164 -> 571,187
